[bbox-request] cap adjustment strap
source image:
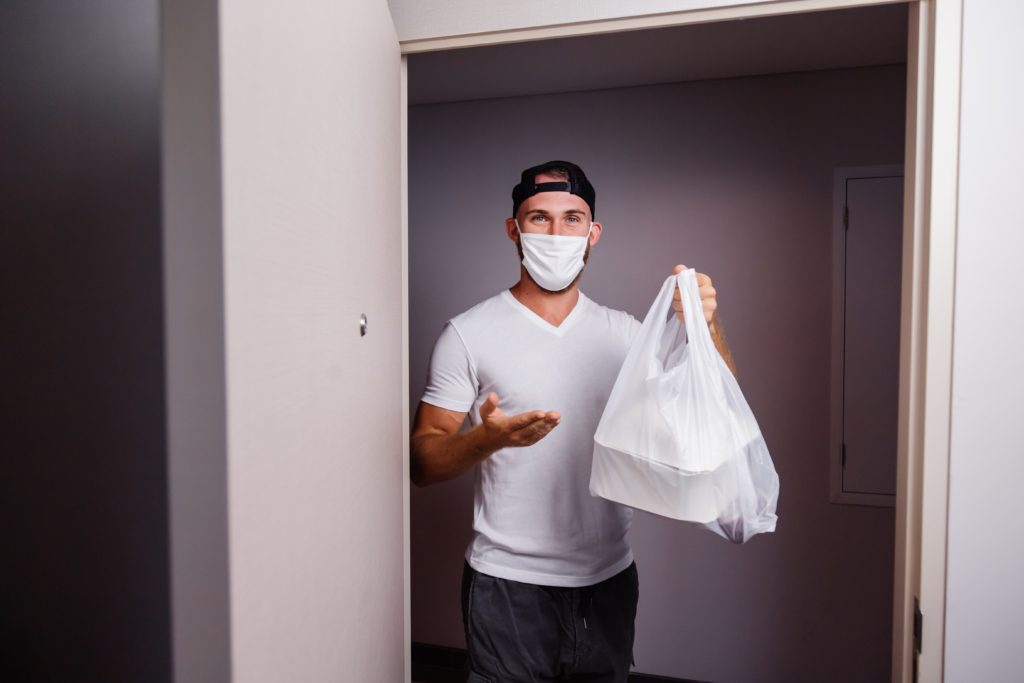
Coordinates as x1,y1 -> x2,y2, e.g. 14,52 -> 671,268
529,181 -> 571,195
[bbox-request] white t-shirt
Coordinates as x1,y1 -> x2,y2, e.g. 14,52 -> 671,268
421,289 -> 641,587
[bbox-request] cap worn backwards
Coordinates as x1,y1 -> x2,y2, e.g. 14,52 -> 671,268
512,160 -> 596,219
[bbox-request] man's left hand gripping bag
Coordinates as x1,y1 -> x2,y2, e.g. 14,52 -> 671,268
589,269 -> 779,543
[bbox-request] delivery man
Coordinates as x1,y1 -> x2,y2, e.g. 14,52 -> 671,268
410,161 -> 735,682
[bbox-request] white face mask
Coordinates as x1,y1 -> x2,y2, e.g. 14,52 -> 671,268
515,219 -> 593,292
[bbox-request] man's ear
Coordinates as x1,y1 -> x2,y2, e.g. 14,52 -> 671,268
589,221 -> 603,246
505,217 -> 520,243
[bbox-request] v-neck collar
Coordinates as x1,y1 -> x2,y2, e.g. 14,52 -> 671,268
500,289 -> 588,337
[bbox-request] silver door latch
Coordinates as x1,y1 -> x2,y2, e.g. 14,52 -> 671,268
359,314 -> 368,337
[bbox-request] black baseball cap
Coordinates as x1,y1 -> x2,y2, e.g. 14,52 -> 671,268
512,160 -> 596,219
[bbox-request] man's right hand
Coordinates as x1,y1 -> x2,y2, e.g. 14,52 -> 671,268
478,392 -> 561,450
410,394 -> 560,487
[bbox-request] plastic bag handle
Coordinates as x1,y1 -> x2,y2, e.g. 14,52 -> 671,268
641,276 -> 677,376
674,269 -> 720,367
645,269 -> 717,371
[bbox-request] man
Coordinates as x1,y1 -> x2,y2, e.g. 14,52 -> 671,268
411,161 -> 735,682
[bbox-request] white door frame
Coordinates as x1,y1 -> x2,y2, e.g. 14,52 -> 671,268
400,55 -> 412,683
398,2 -> 961,681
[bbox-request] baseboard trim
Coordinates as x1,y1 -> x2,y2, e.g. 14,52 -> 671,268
411,642 -> 712,683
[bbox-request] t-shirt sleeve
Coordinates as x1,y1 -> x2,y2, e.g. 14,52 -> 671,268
420,322 -> 479,413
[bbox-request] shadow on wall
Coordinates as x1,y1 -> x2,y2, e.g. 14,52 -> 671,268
0,2 -> 171,682
409,65 -> 904,683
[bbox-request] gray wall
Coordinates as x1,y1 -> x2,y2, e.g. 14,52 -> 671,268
409,65 -> 906,682
0,2 -> 171,681
944,0 -> 1024,680
162,0 -> 232,679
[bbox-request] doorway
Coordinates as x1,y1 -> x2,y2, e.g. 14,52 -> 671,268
404,4 -> 919,682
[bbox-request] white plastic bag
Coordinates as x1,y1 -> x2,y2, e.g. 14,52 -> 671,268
590,269 -> 779,543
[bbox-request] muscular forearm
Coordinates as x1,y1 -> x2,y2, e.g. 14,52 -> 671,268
411,395 -> 560,487
709,313 -> 737,378
410,424 -> 499,487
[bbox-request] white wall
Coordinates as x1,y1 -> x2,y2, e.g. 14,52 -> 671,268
387,0 -> 817,42
218,0 -> 406,681
944,0 -> 1024,680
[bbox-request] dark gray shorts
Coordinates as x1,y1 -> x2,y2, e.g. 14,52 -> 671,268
461,561 -> 639,683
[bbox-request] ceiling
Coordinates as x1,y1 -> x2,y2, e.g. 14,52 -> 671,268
408,3 -> 908,105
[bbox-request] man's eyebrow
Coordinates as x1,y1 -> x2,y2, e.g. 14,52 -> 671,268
523,208 -> 587,217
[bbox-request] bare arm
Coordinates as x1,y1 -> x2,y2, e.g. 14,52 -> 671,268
410,392 -> 561,487
672,264 -> 737,378
709,312 -> 738,378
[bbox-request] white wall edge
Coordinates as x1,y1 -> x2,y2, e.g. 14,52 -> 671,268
161,0 -> 233,679
916,0 -> 962,679
401,53 -> 412,683
893,3 -> 930,680
891,1 -> 962,680
398,0 -> 906,53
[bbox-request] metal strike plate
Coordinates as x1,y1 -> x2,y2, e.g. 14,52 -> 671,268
359,314 -> 368,337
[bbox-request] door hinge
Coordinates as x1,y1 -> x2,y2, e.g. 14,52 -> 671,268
914,597 -> 923,654
842,443 -> 846,468
843,205 -> 849,230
